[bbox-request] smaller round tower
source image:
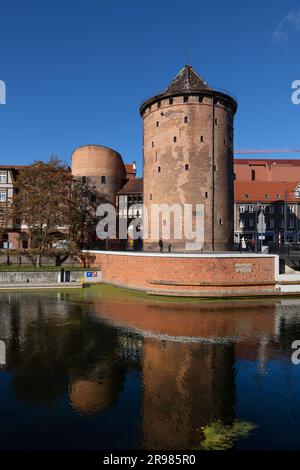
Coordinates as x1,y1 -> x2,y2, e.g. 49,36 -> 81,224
71,145 -> 126,204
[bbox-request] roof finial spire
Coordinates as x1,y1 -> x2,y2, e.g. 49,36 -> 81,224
185,47 -> 189,65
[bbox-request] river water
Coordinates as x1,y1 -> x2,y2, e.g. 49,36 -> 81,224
0,285 -> 300,450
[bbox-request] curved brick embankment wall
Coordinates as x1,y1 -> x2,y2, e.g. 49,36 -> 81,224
85,251 -> 279,297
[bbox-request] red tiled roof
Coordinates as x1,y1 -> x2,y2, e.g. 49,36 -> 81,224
118,178 -> 143,194
0,165 -> 29,170
125,163 -> 135,173
234,181 -> 300,202
234,158 -> 300,166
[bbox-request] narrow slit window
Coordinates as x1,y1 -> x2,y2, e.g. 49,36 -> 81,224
169,98 -> 173,105
205,192 -> 208,198
152,141 -> 154,148
173,136 -> 177,143
156,121 -> 159,127
158,166 -> 161,173
200,136 -> 204,142
184,116 -> 188,123
183,96 -> 188,103
185,164 -> 189,171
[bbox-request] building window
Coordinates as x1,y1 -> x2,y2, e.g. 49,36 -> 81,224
157,101 -> 161,108
224,139 -> 226,146
205,192 -> 208,198
183,96 -> 188,103
248,205 -> 253,212
169,98 -> 173,105
289,205 -> 296,213
239,219 -> 244,228
199,96 -> 203,103
0,190 -> 6,202
269,219 -> 274,229
101,176 -> 106,184
290,219 -> 295,229
215,118 -> 218,125
156,121 -> 159,127
219,218 -> 223,225
173,136 -> 177,143
0,171 -> 7,183
200,136 -> 204,142
251,170 -> 255,181
280,205 -> 284,214
184,116 -> 188,123
158,166 -> 161,173
239,205 -> 245,213
249,218 -> 254,228
150,194 -> 152,200
185,164 -> 189,171
152,141 -> 154,147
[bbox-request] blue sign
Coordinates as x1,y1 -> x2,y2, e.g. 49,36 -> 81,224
85,271 -> 98,278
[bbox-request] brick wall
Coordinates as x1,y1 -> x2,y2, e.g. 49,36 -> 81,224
87,251 -> 277,297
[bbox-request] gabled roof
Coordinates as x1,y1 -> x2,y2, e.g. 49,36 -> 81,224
118,177 -> 143,195
234,181 -> 300,202
163,64 -> 211,95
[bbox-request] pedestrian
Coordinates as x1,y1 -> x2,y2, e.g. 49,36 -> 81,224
168,244 -> 172,253
251,238 -> 256,253
241,237 -> 246,252
159,239 -> 163,253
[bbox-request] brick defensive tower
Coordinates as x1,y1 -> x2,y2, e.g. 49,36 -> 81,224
140,65 -> 237,252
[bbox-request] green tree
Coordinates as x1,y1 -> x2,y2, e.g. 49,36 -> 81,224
13,157 -> 71,266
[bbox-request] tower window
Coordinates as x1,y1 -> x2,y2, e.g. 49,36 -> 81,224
169,98 -> 173,105
200,136 -> 204,142
199,96 -> 203,103
150,194 -> 152,200
173,136 -> 177,143
224,139 -> 226,145
205,192 -> 208,198
101,176 -> 106,184
183,96 -> 188,103
185,164 -> 189,171
157,101 -> 161,108
215,118 -> 218,125
219,218 -> 223,225
156,121 -> 159,127
158,166 -> 161,173
160,112 -> 164,116
82,176 -> 86,184
152,141 -> 154,148
184,116 -> 188,123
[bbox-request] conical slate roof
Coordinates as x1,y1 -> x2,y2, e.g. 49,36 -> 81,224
163,64 -> 211,95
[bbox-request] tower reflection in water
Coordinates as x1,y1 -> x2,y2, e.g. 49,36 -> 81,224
0,288 -> 299,450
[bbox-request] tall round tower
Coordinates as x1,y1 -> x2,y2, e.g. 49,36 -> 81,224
71,145 -> 126,204
140,65 -> 237,252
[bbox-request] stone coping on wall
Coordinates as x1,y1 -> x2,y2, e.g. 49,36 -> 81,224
83,249 -> 278,259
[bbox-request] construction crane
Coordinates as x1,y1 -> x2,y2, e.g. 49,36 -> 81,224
234,148 -> 300,154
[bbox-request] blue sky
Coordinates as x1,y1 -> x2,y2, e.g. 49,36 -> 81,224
0,0 -> 300,175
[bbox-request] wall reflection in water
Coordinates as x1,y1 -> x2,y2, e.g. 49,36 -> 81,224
0,287 -> 300,449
